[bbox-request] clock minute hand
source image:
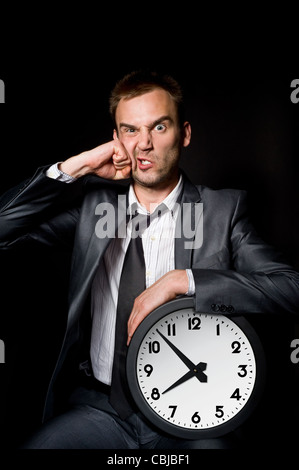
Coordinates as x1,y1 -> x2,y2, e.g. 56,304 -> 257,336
156,328 -> 196,371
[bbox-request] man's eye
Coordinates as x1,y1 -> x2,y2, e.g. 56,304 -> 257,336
123,128 -> 136,134
155,124 -> 166,131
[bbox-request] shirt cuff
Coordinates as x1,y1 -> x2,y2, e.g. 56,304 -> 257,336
46,162 -> 77,183
185,269 -> 195,296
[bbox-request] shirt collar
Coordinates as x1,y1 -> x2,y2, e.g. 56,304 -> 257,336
128,174 -> 183,216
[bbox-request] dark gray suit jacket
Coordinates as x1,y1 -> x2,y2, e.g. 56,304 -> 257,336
0,166 -> 298,421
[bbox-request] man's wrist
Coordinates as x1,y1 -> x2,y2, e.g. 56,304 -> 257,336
46,163 -> 77,183
185,269 -> 195,296
58,153 -> 92,179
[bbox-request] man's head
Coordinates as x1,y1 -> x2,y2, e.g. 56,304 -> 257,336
109,70 -> 185,128
110,70 -> 191,191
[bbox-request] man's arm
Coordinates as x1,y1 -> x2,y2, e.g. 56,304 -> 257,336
193,189 -> 299,317
0,139 -> 131,249
127,191 -> 299,343
59,138 -> 132,180
127,269 -> 189,344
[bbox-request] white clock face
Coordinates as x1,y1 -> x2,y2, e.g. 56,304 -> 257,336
135,309 -> 257,433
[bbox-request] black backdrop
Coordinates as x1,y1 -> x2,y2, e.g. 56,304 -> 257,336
0,61 -> 299,455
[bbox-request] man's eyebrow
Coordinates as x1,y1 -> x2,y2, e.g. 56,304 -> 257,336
150,115 -> 173,128
119,122 -> 137,130
119,115 -> 173,130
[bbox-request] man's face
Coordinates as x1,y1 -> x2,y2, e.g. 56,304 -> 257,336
115,88 -> 191,190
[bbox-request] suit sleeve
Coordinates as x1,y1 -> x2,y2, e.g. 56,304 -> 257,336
0,166 -> 83,250
192,191 -> 299,316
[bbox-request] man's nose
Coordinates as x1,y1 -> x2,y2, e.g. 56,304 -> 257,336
137,128 -> 153,151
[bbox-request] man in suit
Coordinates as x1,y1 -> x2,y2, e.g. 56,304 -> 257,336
0,70 -> 298,449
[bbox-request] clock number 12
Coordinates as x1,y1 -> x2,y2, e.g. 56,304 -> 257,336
188,317 -> 201,330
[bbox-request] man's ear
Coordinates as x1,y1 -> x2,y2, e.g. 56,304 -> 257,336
182,122 -> 191,148
113,129 -> 118,140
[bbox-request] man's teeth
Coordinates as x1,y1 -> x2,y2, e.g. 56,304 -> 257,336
141,160 -> 151,165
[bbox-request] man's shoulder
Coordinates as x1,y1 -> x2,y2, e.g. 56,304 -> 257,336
181,172 -> 247,205
193,184 -> 248,219
196,184 -> 247,200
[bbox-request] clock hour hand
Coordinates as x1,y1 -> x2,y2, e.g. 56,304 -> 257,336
162,361 -> 208,395
162,369 -> 194,395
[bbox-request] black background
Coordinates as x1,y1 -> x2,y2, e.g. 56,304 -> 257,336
0,18 -> 298,462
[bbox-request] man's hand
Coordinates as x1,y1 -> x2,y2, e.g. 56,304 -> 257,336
59,137 -> 132,180
127,269 -> 189,345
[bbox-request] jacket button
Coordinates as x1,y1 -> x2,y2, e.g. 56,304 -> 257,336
211,304 -> 219,312
220,304 -> 227,312
227,305 -> 234,313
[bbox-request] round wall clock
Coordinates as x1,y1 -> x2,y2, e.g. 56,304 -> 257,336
126,297 -> 266,439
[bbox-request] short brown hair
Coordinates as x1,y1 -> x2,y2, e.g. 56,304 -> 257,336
109,70 -> 185,126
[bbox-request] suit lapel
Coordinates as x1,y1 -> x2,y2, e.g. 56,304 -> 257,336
175,175 -> 202,269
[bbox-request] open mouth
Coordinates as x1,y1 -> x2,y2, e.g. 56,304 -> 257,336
137,158 -> 153,170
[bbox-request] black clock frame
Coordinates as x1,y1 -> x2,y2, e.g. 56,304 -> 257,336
126,296 -> 266,439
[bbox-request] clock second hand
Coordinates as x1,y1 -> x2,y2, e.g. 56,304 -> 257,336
156,329 -> 208,393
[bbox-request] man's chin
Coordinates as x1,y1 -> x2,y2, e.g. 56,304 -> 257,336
132,170 -> 162,188
132,162 -> 180,188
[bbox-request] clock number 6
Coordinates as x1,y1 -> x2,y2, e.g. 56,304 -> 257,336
191,412 -> 201,424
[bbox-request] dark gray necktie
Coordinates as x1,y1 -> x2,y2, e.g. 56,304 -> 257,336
109,205 -> 166,419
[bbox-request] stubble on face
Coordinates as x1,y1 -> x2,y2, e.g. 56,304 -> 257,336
131,145 -> 181,190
